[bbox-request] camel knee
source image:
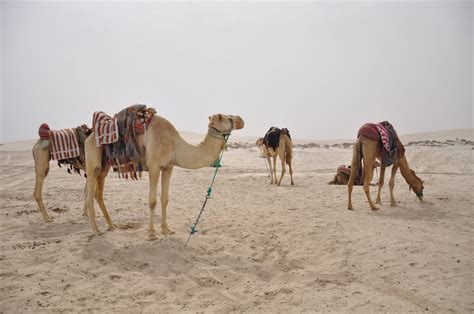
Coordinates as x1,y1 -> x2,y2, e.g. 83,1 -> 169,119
389,181 -> 395,190
150,200 -> 157,210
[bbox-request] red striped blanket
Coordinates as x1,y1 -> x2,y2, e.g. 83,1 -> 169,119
49,129 -> 81,160
93,111 -> 118,147
358,123 -> 390,151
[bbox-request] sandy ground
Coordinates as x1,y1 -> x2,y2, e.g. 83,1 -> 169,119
0,129 -> 473,313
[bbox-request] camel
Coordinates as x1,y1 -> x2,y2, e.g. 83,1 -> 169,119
255,137 -> 271,177
328,161 -> 380,185
257,127 -> 294,186
84,112 -> 244,239
347,125 -> 424,210
32,124 -> 91,222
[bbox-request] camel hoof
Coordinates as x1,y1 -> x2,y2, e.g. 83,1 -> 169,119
161,227 -> 175,235
147,231 -> 158,241
371,207 -> 380,211
43,216 -> 54,223
108,224 -> 118,231
291,182 -> 295,186
347,207 -> 354,211
375,200 -> 382,205
390,202 -> 397,207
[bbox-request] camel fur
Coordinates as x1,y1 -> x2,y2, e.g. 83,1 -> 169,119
84,112 -> 244,239
257,128 -> 294,186
32,125 -> 91,222
347,134 -> 424,210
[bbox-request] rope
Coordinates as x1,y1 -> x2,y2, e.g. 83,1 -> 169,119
185,134 -> 229,248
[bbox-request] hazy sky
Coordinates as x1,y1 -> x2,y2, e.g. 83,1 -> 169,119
1,1 -> 472,143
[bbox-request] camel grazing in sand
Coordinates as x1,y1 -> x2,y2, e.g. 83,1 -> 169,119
32,124 -> 91,222
258,127 -> 294,186
347,123 -> 424,210
329,161 -> 380,185
84,112 -> 244,239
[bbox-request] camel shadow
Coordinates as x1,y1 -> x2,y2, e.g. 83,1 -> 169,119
373,199 -> 445,221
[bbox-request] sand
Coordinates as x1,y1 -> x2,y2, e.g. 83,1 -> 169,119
0,129 -> 473,313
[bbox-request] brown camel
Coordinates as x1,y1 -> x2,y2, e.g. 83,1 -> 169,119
329,161 -> 380,185
258,127 -> 294,186
84,112 -> 244,239
32,124 -> 91,222
347,131 -> 424,210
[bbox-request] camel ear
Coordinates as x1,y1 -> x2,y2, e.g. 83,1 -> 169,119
218,114 -> 223,121
208,116 -> 212,121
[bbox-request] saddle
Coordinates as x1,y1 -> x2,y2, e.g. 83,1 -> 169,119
358,121 -> 400,167
263,127 -> 292,150
37,123 -> 92,176
92,104 -> 156,179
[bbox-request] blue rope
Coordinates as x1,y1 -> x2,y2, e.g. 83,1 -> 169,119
185,135 -> 229,247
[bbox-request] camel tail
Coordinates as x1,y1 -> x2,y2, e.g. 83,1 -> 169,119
351,138 -> 363,176
284,135 -> 293,166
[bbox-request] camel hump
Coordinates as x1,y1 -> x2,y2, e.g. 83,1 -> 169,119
281,128 -> 292,141
263,127 -> 281,150
38,123 -> 50,140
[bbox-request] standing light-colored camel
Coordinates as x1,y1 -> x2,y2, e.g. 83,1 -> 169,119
84,112 -> 244,239
258,127 -> 294,186
347,124 -> 424,210
33,124 -> 91,222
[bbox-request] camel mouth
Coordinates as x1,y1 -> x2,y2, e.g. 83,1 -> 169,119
233,116 -> 245,130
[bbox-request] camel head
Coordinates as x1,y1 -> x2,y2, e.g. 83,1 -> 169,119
409,169 -> 424,201
255,137 -> 264,147
208,114 -> 245,135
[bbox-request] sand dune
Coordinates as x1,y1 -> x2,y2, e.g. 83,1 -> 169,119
0,129 -> 472,312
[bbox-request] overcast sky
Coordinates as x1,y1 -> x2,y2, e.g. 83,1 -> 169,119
1,1 -> 472,143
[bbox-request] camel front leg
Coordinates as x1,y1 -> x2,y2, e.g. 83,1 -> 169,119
85,167 -> 102,235
389,164 -> 399,206
33,165 -> 53,222
272,156 -> 278,184
160,166 -> 174,235
277,157 -> 286,186
363,156 -> 378,210
266,156 -> 273,184
148,167 -> 161,240
375,166 -> 386,205
95,169 -> 116,231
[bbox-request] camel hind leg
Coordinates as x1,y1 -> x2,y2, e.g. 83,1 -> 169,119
33,145 -> 53,222
288,159 -> 294,185
375,166 -> 386,204
33,164 -> 53,222
277,152 -> 286,186
347,141 -> 361,210
95,168 -> 116,231
362,153 -> 378,210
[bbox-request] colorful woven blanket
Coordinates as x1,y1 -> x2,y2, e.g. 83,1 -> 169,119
93,111 -> 119,147
358,121 -> 399,167
37,124 -> 91,175
93,104 -> 156,180
49,129 -> 81,160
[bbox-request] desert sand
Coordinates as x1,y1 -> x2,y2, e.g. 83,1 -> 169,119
0,129 -> 473,312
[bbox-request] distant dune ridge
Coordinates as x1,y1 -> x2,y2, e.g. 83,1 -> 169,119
0,128 -> 472,312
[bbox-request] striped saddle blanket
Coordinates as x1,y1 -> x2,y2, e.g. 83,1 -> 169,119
38,124 -> 80,160
358,121 -> 399,166
37,124 -> 91,175
92,111 -> 119,147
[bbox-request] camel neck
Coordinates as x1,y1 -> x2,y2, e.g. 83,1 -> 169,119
174,132 -> 225,169
398,156 -> 416,187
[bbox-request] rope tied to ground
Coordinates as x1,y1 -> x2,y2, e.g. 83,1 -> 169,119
185,135 -> 229,248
